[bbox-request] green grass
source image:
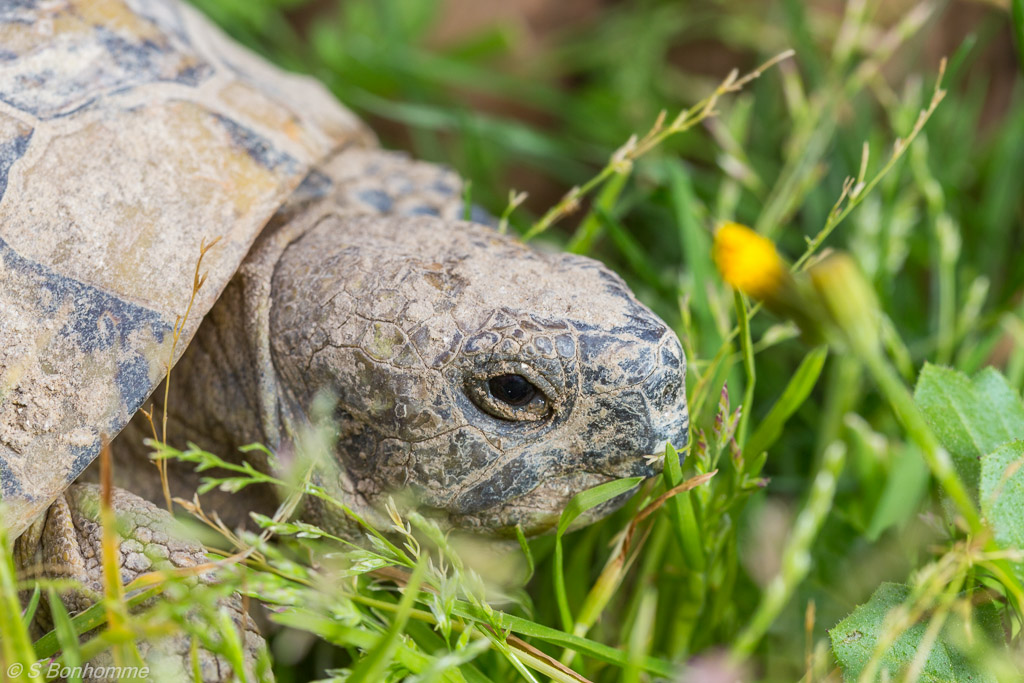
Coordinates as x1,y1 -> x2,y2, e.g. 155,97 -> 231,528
4,0 -> 1024,681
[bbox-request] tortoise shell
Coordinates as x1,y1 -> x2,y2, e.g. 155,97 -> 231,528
0,0 -> 371,537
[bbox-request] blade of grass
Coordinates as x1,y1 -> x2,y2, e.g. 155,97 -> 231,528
514,525 -> 536,585
567,172 -> 629,255
47,588 -> 84,683
743,345 -> 828,462
1011,0 -> 1024,71
98,440 -> 134,669
347,555 -> 428,683
0,515 -> 43,682
271,610 -> 444,679
623,588 -> 658,683
344,591 -> 677,677
730,440 -> 846,659
463,606 -> 676,678
661,443 -> 708,656
553,477 -> 644,632
733,291 -> 756,447
20,584 -> 40,630
668,162 -> 718,354
662,444 -> 704,572
32,586 -> 163,659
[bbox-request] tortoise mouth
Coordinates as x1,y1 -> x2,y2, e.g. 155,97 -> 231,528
440,471 -> 645,538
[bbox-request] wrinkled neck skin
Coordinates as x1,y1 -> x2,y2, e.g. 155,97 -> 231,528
116,252 -> 288,527
119,148 -> 473,532
137,207 -> 378,534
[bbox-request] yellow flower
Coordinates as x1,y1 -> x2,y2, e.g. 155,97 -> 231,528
712,222 -> 786,299
709,222 -> 881,350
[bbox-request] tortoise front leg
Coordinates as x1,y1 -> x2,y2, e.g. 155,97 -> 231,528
14,484 -> 268,682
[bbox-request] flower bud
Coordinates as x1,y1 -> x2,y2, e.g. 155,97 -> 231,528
807,252 -> 880,354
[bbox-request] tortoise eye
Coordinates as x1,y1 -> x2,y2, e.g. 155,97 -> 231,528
465,366 -> 554,422
488,374 -> 537,407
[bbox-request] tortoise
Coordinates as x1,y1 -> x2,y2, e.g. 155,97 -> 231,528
0,0 -> 689,677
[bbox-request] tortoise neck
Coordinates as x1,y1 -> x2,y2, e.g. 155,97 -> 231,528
98,274 -> 283,527
155,276 -> 273,456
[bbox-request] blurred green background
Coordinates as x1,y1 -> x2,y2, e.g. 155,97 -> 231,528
186,0 -> 1023,341
184,0 -> 1024,679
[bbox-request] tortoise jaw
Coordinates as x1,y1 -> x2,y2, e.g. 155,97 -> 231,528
444,471 -> 646,538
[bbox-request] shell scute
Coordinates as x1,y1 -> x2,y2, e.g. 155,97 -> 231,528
0,0 -> 210,120
0,115 -> 31,198
0,0 -> 370,536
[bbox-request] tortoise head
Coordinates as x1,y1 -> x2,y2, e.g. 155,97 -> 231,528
270,214 -> 688,536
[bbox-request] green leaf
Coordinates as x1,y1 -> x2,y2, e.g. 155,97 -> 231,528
743,345 -> 828,460
514,524 -> 536,584
553,477 -> 644,630
830,583 -> 1002,683
1012,0 -> 1024,72
980,440 -> 1024,571
662,443 -> 704,572
449,603 -> 675,678
348,556 -> 428,683
864,443 -> 930,541
973,367 -> 1024,437
556,476 -> 644,540
47,588 -> 83,683
914,364 -> 1024,491
20,584 -> 40,630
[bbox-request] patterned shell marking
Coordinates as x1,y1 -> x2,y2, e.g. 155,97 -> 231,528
0,0 -> 371,537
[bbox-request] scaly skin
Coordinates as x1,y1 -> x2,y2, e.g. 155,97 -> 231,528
48,145 -> 689,682
14,484 -> 265,682
110,147 -> 690,537
3,0 -> 690,679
